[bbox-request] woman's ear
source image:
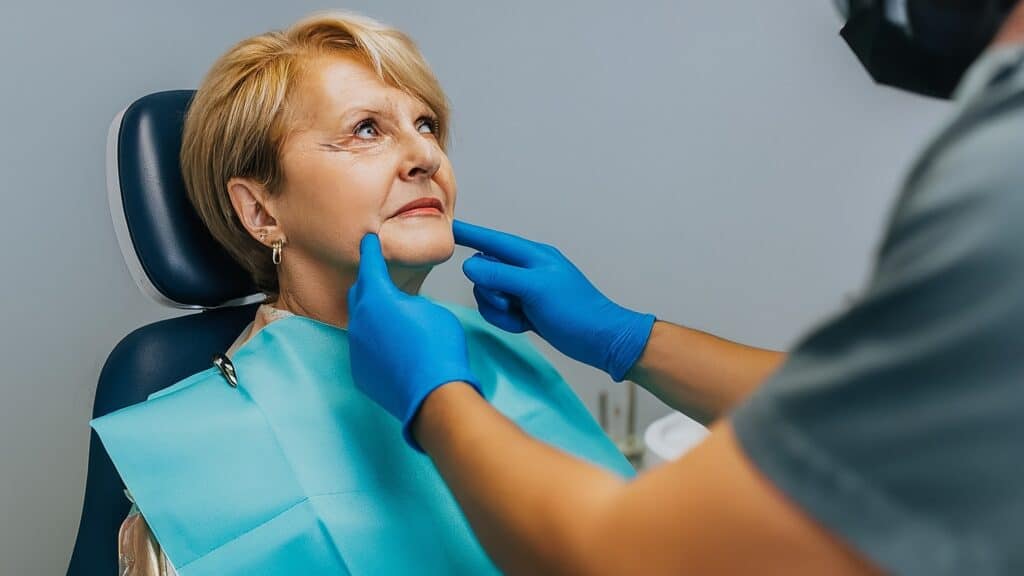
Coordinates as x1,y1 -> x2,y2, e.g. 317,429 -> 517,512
227,177 -> 283,245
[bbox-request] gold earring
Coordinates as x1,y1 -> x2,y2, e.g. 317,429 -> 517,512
272,239 -> 284,265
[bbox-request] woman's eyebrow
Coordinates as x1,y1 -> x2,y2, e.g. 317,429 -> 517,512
336,106 -> 385,125
338,97 -> 399,119
334,98 -> 432,128
412,103 -> 436,118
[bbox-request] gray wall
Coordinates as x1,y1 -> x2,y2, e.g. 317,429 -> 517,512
0,1 -> 950,574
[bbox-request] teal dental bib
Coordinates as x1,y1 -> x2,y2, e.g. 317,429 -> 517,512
92,303 -> 634,575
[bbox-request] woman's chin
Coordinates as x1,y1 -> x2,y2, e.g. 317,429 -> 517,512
379,221 -> 455,268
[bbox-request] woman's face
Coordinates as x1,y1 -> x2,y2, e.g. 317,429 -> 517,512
265,54 -> 456,274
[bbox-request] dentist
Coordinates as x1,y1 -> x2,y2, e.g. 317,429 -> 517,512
348,2 -> 1024,574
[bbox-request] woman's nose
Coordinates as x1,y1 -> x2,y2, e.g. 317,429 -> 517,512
399,131 -> 441,182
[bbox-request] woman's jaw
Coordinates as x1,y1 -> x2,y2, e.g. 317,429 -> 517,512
378,207 -> 456,268
269,218 -> 455,330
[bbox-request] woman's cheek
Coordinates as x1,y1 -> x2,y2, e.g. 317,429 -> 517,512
437,164 -> 457,206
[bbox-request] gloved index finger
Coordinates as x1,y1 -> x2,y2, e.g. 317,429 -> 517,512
355,233 -> 395,292
452,219 -> 539,267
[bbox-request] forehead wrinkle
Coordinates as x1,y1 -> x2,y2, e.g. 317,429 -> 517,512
340,94 -> 399,118
337,91 -> 434,126
291,65 -> 435,138
290,57 -> 375,122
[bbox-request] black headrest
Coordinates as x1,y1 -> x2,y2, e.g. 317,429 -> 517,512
107,90 -> 260,309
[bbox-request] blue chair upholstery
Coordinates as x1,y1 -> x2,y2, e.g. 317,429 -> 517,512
66,91 -> 262,576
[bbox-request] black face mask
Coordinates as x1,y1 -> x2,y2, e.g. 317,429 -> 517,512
840,0 -> 1016,99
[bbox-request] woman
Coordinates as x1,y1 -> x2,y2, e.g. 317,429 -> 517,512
97,11 -> 634,576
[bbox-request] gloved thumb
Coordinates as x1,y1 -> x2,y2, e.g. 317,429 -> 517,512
354,233 -> 395,295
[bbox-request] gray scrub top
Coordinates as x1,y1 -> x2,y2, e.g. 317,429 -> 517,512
733,47 -> 1024,576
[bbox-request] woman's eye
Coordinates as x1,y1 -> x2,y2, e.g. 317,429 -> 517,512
355,120 -> 378,138
417,117 -> 439,135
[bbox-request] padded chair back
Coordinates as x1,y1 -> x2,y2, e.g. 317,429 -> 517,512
65,91 -> 262,576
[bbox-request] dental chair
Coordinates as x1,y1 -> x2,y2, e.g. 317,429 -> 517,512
65,90 -> 263,576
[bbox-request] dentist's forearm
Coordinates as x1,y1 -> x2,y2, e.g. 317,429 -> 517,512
413,382 -> 627,576
412,381 -> 874,576
626,321 -> 785,423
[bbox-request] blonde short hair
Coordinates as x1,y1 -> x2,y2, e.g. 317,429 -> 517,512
181,11 -> 450,298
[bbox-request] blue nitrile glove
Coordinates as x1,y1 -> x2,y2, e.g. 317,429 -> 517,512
347,233 -> 481,449
453,220 -> 656,382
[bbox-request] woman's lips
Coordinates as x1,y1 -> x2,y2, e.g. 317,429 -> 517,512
396,207 -> 443,217
392,197 -> 444,218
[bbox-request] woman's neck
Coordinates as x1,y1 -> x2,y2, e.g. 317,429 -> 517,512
267,249 -> 429,329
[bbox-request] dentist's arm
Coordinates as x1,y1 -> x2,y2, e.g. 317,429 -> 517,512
626,321 -> 785,423
346,233 -> 877,576
454,220 -> 784,422
413,384 -> 877,576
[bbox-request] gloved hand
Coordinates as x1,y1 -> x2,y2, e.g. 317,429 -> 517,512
454,220 -> 656,382
347,233 -> 481,450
